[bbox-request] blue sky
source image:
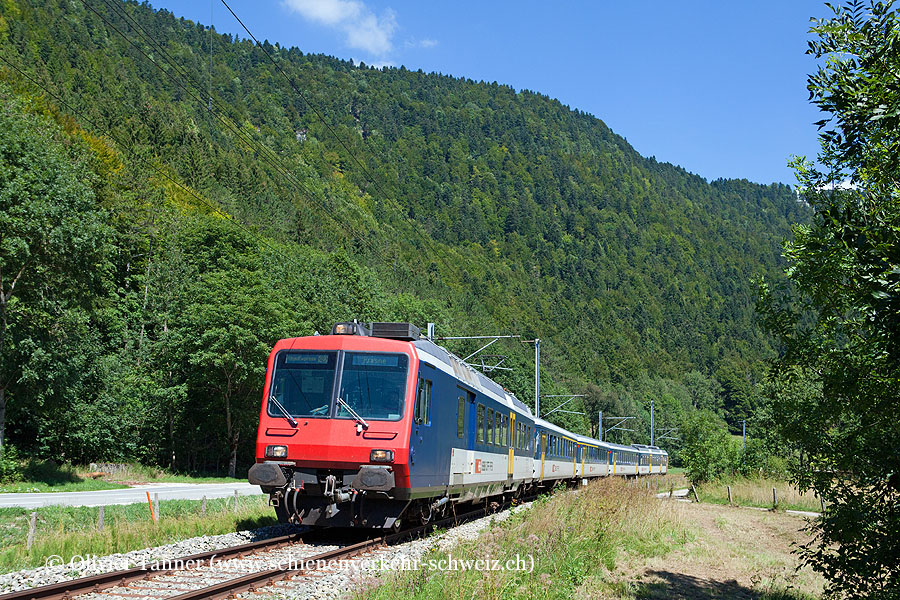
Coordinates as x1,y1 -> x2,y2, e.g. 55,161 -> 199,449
149,0 -> 830,186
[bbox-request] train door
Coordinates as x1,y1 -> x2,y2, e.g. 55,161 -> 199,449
461,387 -> 476,448
507,412 -> 516,482
410,363 -> 437,486
539,433 -> 547,479
571,441 -> 576,476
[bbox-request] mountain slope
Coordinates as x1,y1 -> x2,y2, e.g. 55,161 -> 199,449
0,0 -> 808,469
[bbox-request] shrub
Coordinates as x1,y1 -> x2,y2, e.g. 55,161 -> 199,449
0,445 -> 23,483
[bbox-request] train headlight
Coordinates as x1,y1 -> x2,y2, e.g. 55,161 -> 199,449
370,449 -> 394,463
266,445 -> 288,458
333,322 -> 356,335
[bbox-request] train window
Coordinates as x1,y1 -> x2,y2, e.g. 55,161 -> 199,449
476,404 -> 484,443
269,351 -> 338,418
487,409 -> 495,445
337,352 -> 408,421
457,396 -> 465,438
495,413 -> 502,446
414,378 -> 431,425
502,416 -> 508,447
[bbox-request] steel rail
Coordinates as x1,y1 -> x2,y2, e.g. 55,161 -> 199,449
0,533 -> 304,600
158,504 -> 511,600
1,492 -> 540,600
165,537 -> 386,600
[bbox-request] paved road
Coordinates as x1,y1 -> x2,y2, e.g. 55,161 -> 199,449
0,482 -> 263,509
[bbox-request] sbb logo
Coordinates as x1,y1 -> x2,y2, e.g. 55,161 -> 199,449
475,459 -> 482,473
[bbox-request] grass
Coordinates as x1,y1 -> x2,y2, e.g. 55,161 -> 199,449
100,463 -> 246,485
0,494 -> 276,573
0,462 -> 127,493
0,461 -> 245,494
352,476 -> 823,600
354,478 -> 697,600
696,477 -> 823,513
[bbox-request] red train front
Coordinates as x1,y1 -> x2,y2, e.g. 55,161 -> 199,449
248,322 -> 419,528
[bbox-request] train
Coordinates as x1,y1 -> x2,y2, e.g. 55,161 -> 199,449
248,322 -> 668,529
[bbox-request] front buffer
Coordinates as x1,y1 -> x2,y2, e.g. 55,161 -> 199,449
249,461 -> 411,528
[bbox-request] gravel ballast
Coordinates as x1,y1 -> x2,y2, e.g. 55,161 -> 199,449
0,503 -> 532,599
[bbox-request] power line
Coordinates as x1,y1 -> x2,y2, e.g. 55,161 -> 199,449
216,0 -> 462,276
83,0 -> 382,258
0,52 -> 296,268
218,0 -> 390,205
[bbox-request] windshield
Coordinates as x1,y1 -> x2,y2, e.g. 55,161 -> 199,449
269,351 -> 337,418
336,352 -> 408,421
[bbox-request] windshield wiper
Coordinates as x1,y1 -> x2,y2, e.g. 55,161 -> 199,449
269,395 -> 298,427
336,397 -> 369,430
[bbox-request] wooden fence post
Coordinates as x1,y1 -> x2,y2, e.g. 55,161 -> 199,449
154,493 -> 160,522
26,512 -> 37,550
202,495 -> 207,516
234,490 -> 238,514
772,487 -> 778,509
98,506 -> 105,531
691,484 -> 700,503
727,486 -> 733,505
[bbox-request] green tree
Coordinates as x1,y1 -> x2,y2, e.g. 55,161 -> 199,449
0,86 -> 110,454
758,2 -> 900,597
165,219 -> 306,477
679,410 -> 737,485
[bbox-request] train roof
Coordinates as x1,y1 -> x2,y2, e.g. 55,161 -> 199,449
533,416 -> 581,440
412,339 -> 533,416
321,322 -> 668,457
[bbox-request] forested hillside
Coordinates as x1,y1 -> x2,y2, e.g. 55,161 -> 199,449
0,0 -> 808,474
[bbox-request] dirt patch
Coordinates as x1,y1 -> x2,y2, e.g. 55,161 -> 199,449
613,501 -> 823,599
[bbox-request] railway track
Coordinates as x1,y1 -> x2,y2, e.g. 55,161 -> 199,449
0,501 -> 521,600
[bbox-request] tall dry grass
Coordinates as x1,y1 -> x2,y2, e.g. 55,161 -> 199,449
356,478 -> 694,600
697,477 -> 822,512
